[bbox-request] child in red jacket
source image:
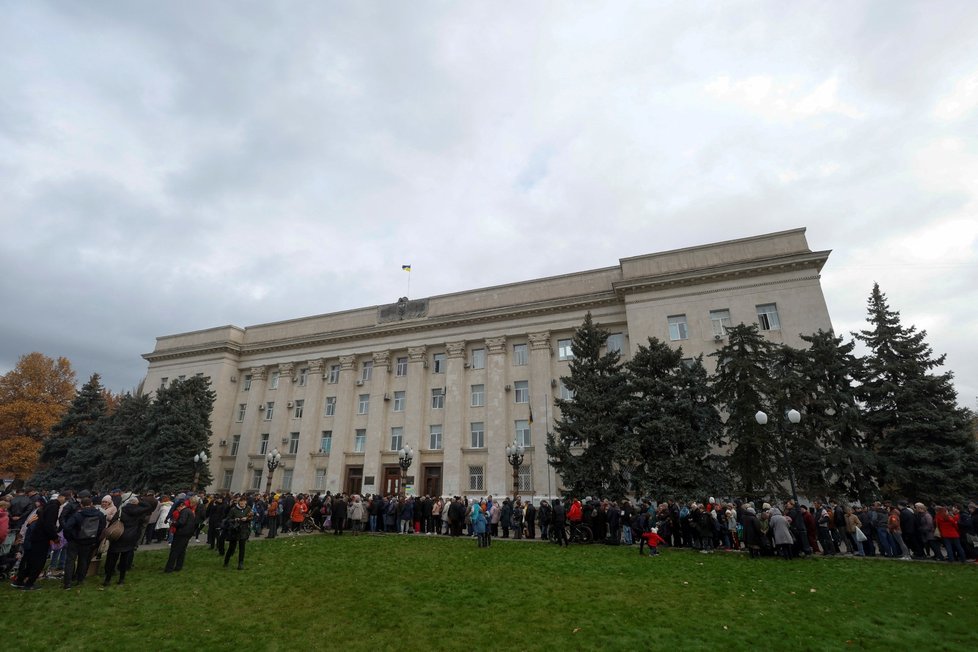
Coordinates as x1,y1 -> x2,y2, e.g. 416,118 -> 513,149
639,527 -> 665,556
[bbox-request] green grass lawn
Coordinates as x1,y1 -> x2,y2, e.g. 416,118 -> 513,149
4,535 -> 977,651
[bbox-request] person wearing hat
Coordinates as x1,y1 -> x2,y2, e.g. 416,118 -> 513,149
104,492 -> 158,586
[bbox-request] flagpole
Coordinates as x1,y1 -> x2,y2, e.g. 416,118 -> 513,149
407,269 -> 411,298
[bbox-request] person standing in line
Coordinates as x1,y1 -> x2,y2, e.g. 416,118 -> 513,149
206,496 -> 225,549
224,495 -> 252,570
164,497 -> 198,573
348,495 -> 364,535
265,494 -> 279,538
103,493 -> 157,587
11,495 -> 60,590
473,499 -> 488,547
332,494 -> 348,535
61,496 -> 105,589
552,498 -> 568,547
524,501 -> 537,540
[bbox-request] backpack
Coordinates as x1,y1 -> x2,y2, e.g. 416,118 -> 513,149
79,513 -> 101,540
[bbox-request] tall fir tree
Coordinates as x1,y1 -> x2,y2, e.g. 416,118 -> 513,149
625,338 -> 727,500
547,313 -> 631,499
132,376 -> 215,492
94,392 -> 151,489
854,284 -> 978,501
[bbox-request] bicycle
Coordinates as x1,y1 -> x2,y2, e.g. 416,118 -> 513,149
549,522 -> 593,544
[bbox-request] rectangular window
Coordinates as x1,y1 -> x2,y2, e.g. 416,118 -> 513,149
390,427 -> 403,451
314,468 -> 326,491
243,374 -> 252,391
298,367 -> 308,386
559,381 -> 574,401
607,333 -> 624,353
756,303 -> 781,331
515,419 -> 531,447
251,469 -> 263,490
710,309 -> 732,338
230,435 -> 241,456
361,360 -> 373,382
469,465 -> 485,491
681,357 -> 695,369
431,388 -> 445,409
236,403 -> 247,422
354,429 -> 366,453
393,390 -> 405,412
513,343 -> 528,366
281,469 -> 293,492
429,424 -> 443,450
327,365 -> 340,384
320,431 -> 332,454
432,352 -> 446,373
269,371 -> 280,389
357,394 -> 370,415
264,401 -> 274,421
293,399 -> 304,419
668,315 -> 689,341
395,357 -> 408,377
470,384 -> 485,407
514,380 -> 529,404
288,432 -> 300,455
221,469 -> 233,490
259,433 -> 269,455
325,396 -> 336,417
470,422 -> 485,448
557,339 -> 574,361
518,464 -> 533,492
160,377 -> 168,389
471,348 -> 486,370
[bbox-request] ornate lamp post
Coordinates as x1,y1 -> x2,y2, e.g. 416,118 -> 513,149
191,451 -> 208,492
398,445 -> 414,496
755,408 -> 802,503
505,441 -> 525,500
265,447 -> 282,495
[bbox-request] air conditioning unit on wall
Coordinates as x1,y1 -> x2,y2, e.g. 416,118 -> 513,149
219,439 -> 228,447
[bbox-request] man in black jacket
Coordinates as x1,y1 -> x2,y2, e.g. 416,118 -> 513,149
12,495 -> 61,590
164,497 -> 198,573
62,496 -> 106,589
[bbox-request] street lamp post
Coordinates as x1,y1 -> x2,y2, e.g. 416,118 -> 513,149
505,441 -> 525,501
755,408 -> 802,503
191,451 -> 208,492
264,448 -> 282,496
398,445 -> 414,497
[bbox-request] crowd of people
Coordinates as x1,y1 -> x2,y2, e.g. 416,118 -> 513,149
3,485 -> 976,591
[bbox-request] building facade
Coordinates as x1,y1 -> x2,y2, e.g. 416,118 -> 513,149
141,228 -> 832,499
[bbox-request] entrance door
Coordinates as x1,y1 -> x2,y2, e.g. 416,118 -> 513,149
383,466 -> 401,496
423,465 -> 442,497
345,466 -> 363,496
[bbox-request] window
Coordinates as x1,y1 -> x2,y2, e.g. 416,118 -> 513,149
230,435 -> 241,456
259,433 -> 269,455
251,469 -> 263,490
558,339 -> 574,361
515,419 -> 531,447
513,343 -> 528,366
429,424 -> 443,450
243,374 -> 252,391
354,429 -> 366,453
298,367 -> 308,386
668,315 -> 689,341
357,394 -> 370,415
395,357 -> 408,376
681,357 -> 696,369
361,360 -> 373,382
264,401 -> 274,420
320,431 -> 332,454
431,388 -> 445,409
514,380 -> 529,404
470,422 -> 485,448
269,371 -> 280,389
159,377 -> 168,389
432,352 -> 446,373
325,396 -> 336,417
469,465 -> 485,491
327,365 -> 340,384
281,469 -> 293,492
607,333 -> 624,353
471,384 -> 485,407
518,464 -> 533,492
314,468 -> 326,491
756,303 -> 781,331
221,469 -> 233,490
237,403 -> 247,422
559,381 -> 574,401
710,309 -> 732,338
288,432 -> 300,455
393,391 -> 405,412
471,348 -> 486,369
390,427 -> 404,451
293,399 -> 304,419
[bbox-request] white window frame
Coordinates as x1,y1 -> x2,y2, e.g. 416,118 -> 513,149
518,464 -> 533,492
390,427 -> 404,451
668,315 -> 689,341
354,429 -> 366,453
393,390 -> 405,412
471,384 -> 485,407
431,387 -> 445,409
269,371 -> 280,390
469,465 -> 485,491
221,469 -> 233,490
606,333 -> 624,354
250,469 -> 263,490
293,399 -> 304,419
320,431 -> 332,454
325,396 -> 336,417
264,401 -> 274,421
259,433 -> 269,455
513,343 -> 528,366
361,360 -> 373,382
710,309 -> 732,338
357,394 -> 370,415
557,339 -> 574,361
314,468 -> 326,490
515,419 -> 531,447
470,422 -> 485,449
288,432 -> 300,455
429,424 -> 443,450
432,352 -> 446,373
395,357 -> 408,377
237,403 -> 247,422
471,348 -> 486,370
281,469 -> 293,492
298,367 -> 308,386
230,435 -> 241,456
327,365 -> 340,384
559,381 -> 574,401
242,374 -> 252,391
756,303 -> 781,331
514,380 -> 529,404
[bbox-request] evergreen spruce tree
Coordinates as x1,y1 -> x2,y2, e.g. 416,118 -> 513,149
710,323 -> 778,497
854,283 -> 978,501
764,342 -> 817,501
625,338 -> 726,500
133,376 -> 215,492
94,392 -> 151,489
31,373 -> 107,489
547,313 -> 630,499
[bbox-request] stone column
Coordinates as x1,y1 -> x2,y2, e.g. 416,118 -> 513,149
528,331 -> 552,501
363,350 -> 392,488
325,355 -> 357,494
232,366 -> 266,493
404,346 -> 428,493
441,341 -> 466,495
484,336 -> 508,496
291,358 -> 324,493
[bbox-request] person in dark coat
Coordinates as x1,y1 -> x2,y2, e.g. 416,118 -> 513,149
62,496 -> 106,589
500,499 -> 513,538
741,506 -> 764,558
552,498 -> 567,547
224,495 -> 253,570
104,493 -> 157,586
524,501 -> 537,539
332,495 -> 348,535
164,497 -> 198,573
205,496 -> 225,549
12,495 -> 60,590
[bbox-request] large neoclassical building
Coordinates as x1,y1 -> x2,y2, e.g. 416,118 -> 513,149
141,228 -> 832,499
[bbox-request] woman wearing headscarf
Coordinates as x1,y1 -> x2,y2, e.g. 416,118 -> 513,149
472,499 -> 488,547
98,495 -> 118,523
103,492 -> 157,586
769,506 -> 794,560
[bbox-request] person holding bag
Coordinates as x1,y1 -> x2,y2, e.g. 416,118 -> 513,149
103,493 -> 158,586
224,495 -> 252,570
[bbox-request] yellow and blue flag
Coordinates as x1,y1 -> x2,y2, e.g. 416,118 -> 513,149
402,265 -> 412,272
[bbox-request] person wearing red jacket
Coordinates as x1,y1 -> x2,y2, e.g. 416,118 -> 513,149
639,528 -> 666,556
568,498 -> 583,524
290,496 -> 308,535
936,506 -> 967,562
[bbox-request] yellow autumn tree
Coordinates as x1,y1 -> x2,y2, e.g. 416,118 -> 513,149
0,352 -> 77,480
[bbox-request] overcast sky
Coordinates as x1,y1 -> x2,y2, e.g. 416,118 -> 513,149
2,1 -> 976,409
